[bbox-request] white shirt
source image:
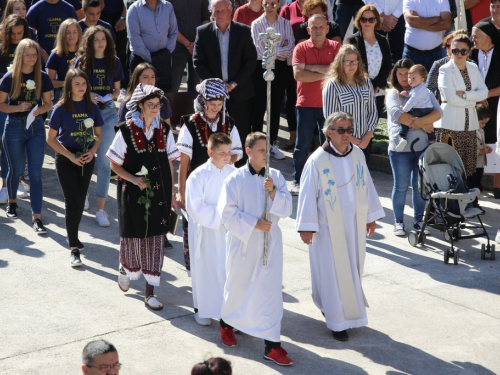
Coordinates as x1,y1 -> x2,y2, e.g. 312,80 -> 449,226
403,0 -> 450,50
251,15 -> 295,64
364,40 -> 385,97
365,0 -> 404,18
478,48 -> 494,80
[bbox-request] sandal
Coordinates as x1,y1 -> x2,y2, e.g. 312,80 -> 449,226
145,295 -> 163,310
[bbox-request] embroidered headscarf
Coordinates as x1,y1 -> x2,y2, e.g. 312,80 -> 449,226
125,83 -> 165,121
194,78 -> 230,124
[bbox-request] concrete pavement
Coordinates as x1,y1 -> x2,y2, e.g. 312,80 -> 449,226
1,124 -> 500,374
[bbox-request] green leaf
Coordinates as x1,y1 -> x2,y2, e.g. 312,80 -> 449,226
149,191 -> 154,198
145,202 -> 151,209
75,152 -> 82,158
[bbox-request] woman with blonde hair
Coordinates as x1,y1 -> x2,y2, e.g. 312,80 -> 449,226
0,38 -> 53,227
322,44 -> 378,163
46,18 -> 82,105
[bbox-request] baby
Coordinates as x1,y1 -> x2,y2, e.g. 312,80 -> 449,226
396,64 -> 436,152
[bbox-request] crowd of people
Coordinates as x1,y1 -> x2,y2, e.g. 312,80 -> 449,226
1,0 -> 500,369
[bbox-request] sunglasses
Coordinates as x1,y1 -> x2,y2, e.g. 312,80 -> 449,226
451,48 -> 469,56
264,3 -> 278,7
331,128 -> 354,135
360,17 -> 376,24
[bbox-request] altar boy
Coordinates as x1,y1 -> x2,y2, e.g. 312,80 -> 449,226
216,132 -> 294,366
185,133 -> 236,326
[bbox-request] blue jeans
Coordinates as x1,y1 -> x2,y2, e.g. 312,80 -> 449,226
402,45 -> 443,73
2,115 -> 45,214
335,3 -> 363,40
96,100 -> 118,199
0,111 -> 8,179
293,107 -> 326,184
170,43 -> 200,93
389,150 -> 426,223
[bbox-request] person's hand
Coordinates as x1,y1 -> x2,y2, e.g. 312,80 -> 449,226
386,15 -> 398,29
351,136 -> 362,146
300,231 -> 313,245
358,138 -> 369,149
18,102 -> 32,112
374,86 -> 380,94
171,197 -> 179,211
456,90 -> 465,98
422,123 -> 434,134
176,192 -> 186,210
400,90 -> 408,97
255,217 -> 272,232
263,177 -> 274,192
115,18 -> 126,32
381,23 -> 392,32
32,108 -> 40,117
132,176 -> 146,190
409,116 -> 424,129
409,10 -> 419,16
80,151 -> 95,164
225,82 -> 233,92
478,99 -> 489,107
366,221 -> 376,236
70,154 -> 84,166
90,92 -> 100,103
186,42 -> 194,55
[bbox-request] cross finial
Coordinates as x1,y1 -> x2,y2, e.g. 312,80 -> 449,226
258,27 -> 281,71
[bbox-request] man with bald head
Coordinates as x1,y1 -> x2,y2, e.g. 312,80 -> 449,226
193,0 -> 257,167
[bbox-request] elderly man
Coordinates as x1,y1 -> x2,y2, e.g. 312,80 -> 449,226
402,0 -> 451,72
296,112 -> 385,342
127,0 -> 178,93
193,0 -> 257,167
81,340 -> 121,374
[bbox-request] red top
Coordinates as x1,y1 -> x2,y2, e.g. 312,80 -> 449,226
233,4 -> 264,26
280,1 -> 306,37
292,39 -> 341,108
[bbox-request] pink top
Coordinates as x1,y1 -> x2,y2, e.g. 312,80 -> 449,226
280,1 -> 306,37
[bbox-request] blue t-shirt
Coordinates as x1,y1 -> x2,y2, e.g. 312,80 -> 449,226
27,0 -> 78,53
49,100 -> 104,149
26,0 -> 81,11
78,19 -> 116,41
74,56 -> 124,97
0,70 -> 54,117
0,44 -> 18,79
46,50 -> 76,81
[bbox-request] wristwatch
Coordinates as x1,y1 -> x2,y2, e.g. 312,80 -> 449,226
120,16 -> 126,21
462,92 -> 467,99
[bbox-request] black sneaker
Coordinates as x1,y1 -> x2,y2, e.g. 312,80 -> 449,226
6,203 -> 17,218
164,237 -> 173,249
70,249 -> 83,267
66,238 -> 84,250
32,218 -> 47,235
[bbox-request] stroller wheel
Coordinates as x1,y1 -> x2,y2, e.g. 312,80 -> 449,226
491,244 -> 495,261
444,248 -> 450,264
453,248 -> 460,265
408,231 -> 419,247
481,244 -> 486,260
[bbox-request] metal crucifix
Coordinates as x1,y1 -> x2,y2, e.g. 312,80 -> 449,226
258,27 -> 281,266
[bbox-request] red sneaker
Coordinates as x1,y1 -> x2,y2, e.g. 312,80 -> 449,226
220,327 -> 237,347
264,347 -> 294,366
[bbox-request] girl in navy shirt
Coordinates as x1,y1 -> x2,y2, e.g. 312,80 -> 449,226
0,38 -> 53,229
47,68 -> 103,267
74,25 -> 123,227
0,14 -> 31,203
0,0 -> 36,40
46,18 -> 81,104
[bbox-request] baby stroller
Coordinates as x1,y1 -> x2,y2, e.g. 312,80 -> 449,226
407,142 -> 494,264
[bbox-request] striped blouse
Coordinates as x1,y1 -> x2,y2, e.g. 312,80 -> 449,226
250,14 -> 295,63
322,78 -> 378,138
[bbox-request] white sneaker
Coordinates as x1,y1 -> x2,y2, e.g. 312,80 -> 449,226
23,163 -> 29,181
395,138 -> 408,152
290,182 -> 300,196
495,230 -> 500,244
84,194 -> 89,211
194,312 -> 212,326
0,187 -> 7,204
17,184 -> 28,198
95,209 -> 110,227
270,142 -> 285,160
394,221 -> 405,236
117,88 -> 126,102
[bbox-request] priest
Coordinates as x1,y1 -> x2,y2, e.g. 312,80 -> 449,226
296,112 -> 385,342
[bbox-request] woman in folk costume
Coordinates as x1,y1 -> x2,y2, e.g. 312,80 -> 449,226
176,78 -> 243,274
106,84 -> 180,310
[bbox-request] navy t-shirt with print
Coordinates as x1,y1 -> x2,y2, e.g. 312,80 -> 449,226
49,100 -> 104,149
26,0 -> 81,11
74,56 -> 124,97
26,0 -> 78,53
78,19 -> 116,41
0,44 -> 18,79
0,70 -> 54,117
46,50 -> 76,81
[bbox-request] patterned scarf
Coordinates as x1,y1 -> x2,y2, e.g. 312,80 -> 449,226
193,78 -> 230,124
125,83 -> 165,121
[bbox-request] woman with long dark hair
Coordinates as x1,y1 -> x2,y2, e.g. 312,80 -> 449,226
0,0 -> 36,41
47,69 -> 103,267
0,39 -> 53,228
74,25 -> 124,227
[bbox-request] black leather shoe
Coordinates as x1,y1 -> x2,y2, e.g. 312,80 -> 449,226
332,330 -> 349,341
32,219 -> 47,235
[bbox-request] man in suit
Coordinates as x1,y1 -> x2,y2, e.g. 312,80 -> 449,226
193,0 -> 257,166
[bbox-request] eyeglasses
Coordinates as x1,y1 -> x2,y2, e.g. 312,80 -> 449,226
330,127 -> 354,135
145,102 -> 163,109
343,60 -> 359,66
23,53 -> 37,59
264,3 -> 278,8
360,17 -> 376,24
451,48 -> 470,56
87,362 -> 122,372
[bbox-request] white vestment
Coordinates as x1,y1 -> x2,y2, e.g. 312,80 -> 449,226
296,144 -> 385,331
186,160 -> 236,319
217,165 -> 292,342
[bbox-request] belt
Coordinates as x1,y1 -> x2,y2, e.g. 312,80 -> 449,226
404,44 -> 441,56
